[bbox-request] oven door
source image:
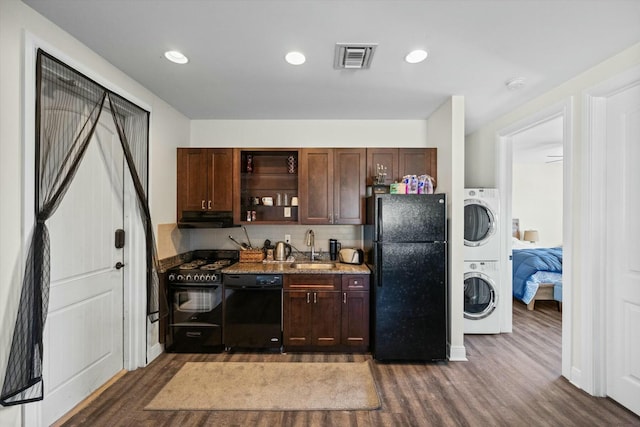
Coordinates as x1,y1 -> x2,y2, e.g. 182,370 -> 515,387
169,284 -> 224,353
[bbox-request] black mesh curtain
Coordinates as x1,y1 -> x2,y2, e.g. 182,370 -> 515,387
1,50 -> 158,406
108,92 -> 160,323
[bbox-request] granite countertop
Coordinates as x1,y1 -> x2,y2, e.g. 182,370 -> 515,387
222,261 -> 371,275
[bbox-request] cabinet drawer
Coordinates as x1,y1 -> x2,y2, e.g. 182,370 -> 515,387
342,275 -> 370,291
284,274 -> 340,291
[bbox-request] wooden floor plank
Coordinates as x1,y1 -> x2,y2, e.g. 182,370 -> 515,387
59,300 -> 640,426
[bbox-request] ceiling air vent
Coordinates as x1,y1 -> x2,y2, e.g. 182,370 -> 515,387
334,43 -> 378,69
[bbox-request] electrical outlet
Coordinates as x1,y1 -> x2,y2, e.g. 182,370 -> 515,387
285,234 -> 291,244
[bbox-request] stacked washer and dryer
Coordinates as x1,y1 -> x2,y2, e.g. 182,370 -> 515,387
463,188 -> 501,334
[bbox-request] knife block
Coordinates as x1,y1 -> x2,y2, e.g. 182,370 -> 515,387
239,249 -> 265,263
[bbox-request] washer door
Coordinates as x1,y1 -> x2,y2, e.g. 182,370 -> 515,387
464,272 -> 497,320
464,199 -> 497,247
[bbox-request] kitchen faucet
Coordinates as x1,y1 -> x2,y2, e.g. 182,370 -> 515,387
305,229 -> 316,261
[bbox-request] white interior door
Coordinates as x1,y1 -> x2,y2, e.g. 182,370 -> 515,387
43,113 -> 125,424
605,82 -> 640,415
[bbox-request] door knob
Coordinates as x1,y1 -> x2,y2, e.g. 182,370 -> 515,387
115,262 -> 125,270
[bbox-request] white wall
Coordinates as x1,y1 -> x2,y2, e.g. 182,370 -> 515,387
512,162 -> 563,247
0,1 -> 188,424
190,225 -> 362,256
191,120 -> 428,148
465,42 -> 640,390
427,96 -> 466,361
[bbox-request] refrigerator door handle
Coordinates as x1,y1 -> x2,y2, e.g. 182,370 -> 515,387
377,198 -> 383,240
375,245 -> 383,287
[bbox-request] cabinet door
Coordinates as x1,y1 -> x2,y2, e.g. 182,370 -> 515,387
333,148 -> 366,225
366,148 -> 399,185
283,291 -> 313,346
398,148 -> 437,182
341,291 -> 369,348
312,291 -> 341,346
177,148 -> 209,213
300,148 -> 333,224
209,148 -> 233,211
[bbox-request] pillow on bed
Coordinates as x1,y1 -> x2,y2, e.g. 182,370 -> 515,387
512,237 -> 537,249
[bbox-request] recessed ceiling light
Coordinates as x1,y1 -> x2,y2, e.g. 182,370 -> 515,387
405,49 -> 428,64
285,51 -> 306,65
164,50 -> 188,64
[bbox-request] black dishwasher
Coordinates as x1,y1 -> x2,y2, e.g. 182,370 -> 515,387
223,274 -> 283,351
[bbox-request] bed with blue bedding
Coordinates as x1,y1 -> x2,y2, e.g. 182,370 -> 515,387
512,247 -> 563,310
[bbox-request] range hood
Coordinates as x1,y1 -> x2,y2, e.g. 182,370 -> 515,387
178,211 -> 238,229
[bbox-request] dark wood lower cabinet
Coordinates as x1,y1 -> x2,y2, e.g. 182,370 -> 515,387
340,275 -> 369,351
283,290 -> 341,347
341,290 -> 369,350
283,274 -> 369,352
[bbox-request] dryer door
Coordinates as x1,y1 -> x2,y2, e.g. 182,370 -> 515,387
464,199 -> 497,247
464,272 -> 498,320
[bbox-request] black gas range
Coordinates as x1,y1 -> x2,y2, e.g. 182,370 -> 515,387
167,250 -> 239,285
166,250 -> 239,353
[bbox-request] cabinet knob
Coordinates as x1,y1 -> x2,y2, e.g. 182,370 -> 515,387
201,200 -> 205,210
343,292 -> 347,304
208,200 -> 212,210
307,292 -> 310,304
314,292 -> 317,304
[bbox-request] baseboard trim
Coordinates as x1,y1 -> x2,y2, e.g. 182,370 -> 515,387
147,342 -> 164,364
449,345 -> 468,361
51,370 -> 127,427
570,366 -> 582,390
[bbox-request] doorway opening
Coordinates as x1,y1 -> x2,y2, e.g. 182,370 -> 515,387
497,98 -> 573,380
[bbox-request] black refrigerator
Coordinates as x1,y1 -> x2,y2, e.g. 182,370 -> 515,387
364,194 -> 447,362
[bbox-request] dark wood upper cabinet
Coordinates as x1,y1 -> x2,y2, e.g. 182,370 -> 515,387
398,148 -> 437,183
177,146 -> 437,226
366,148 -> 398,186
300,148 -> 366,225
299,148 -> 333,224
367,147 -> 437,186
333,148 -> 366,224
177,148 -> 232,219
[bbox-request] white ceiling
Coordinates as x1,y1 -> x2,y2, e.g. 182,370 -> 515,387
512,116 -> 564,164
22,0 -> 640,133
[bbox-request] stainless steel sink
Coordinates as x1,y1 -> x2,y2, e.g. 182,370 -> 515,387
290,262 -> 337,270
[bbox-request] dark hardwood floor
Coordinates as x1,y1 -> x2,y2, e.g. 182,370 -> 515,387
59,300 -> 640,426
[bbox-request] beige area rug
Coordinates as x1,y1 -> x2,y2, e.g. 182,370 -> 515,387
145,361 -> 380,411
